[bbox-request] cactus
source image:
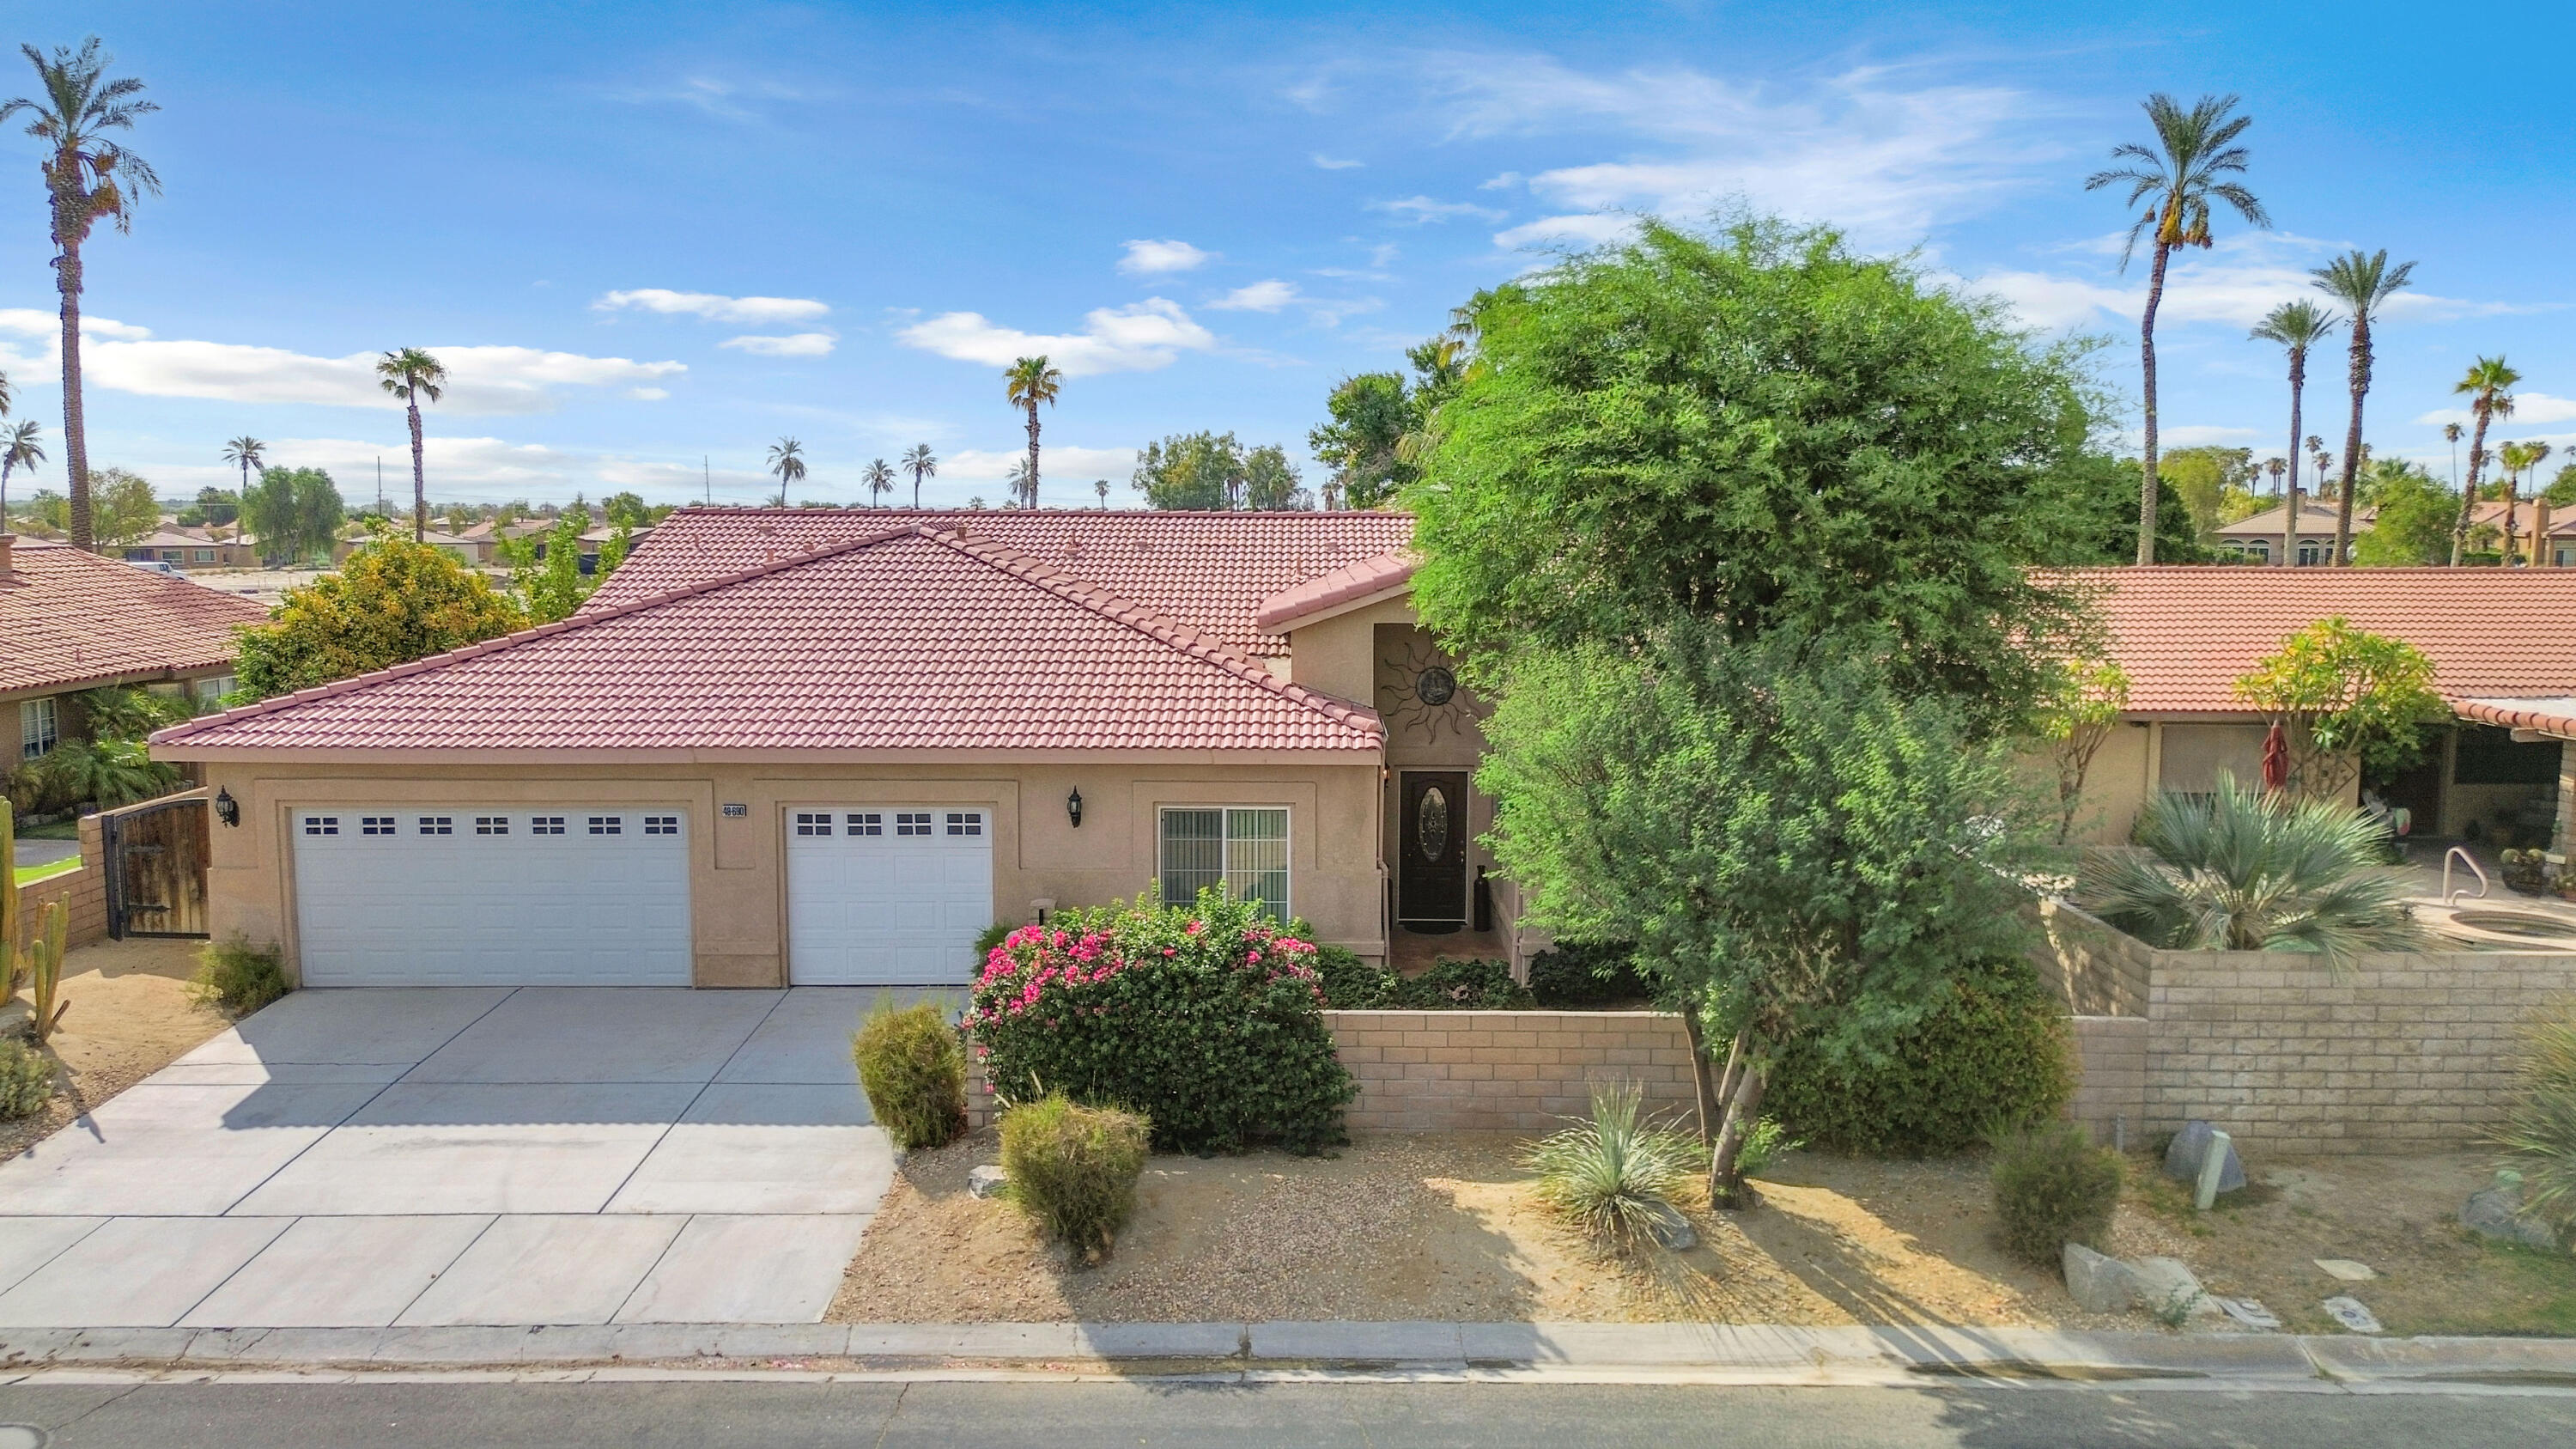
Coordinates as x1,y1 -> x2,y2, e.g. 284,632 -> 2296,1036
22,900 -> 66,1044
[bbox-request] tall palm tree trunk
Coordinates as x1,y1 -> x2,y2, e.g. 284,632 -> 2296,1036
1024,402 -> 1041,508
2452,406 -> 2493,565
2332,320 -> 2369,564
406,400 -> 427,541
2135,242 -> 2172,565
2279,350 -> 2304,567
55,240 -> 91,552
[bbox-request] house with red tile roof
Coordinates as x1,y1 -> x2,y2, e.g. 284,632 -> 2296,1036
2212,492 -> 2575,566
1,534 -> 271,766
151,509 -> 1493,989
2061,566 -> 2576,849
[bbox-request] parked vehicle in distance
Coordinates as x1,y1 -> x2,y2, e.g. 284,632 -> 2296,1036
126,558 -> 186,579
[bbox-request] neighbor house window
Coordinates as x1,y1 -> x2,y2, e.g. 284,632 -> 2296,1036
191,549 -> 216,563
1158,807 -> 1290,919
18,697 -> 58,759
193,674 -> 238,703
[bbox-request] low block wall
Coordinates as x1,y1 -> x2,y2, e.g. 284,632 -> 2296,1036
10,814 -> 106,952
2032,896 -> 2152,1017
967,1009 -> 1703,1135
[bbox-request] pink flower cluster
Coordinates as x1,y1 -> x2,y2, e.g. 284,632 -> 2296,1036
963,923 -> 1127,1031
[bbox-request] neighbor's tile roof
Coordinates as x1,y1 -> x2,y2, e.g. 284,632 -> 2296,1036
1255,551 -> 1419,633
2073,566 -> 2576,713
2454,696 -> 2576,740
153,525 -> 1383,756
0,540 -> 270,696
587,508 -> 1418,657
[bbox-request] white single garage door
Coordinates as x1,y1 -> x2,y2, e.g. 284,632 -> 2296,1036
292,807 -> 693,987
787,807 -> 992,985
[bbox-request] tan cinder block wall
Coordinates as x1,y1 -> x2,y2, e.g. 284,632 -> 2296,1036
12,813 -> 108,950
2031,898 -> 2153,1016
967,1009 -> 1701,1135
2065,1015 -> 2148,1140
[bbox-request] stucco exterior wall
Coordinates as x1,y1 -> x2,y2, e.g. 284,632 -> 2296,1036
199,757 -> 1388,988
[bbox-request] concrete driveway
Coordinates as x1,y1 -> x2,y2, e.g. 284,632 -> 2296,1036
0,987 -> 916,1328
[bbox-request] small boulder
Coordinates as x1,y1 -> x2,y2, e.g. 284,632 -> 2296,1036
1638,1199 -> 1698,1251
2132,1257 -> 2222,1323
2063,1242 -> 2142,1313
2161,1122 -> 2246,1195
2312,1257 -> 2377,1282
967,1165 -> 1008,1199
2463,1186 -> 2561,1251
2320,1295 -> 2383,1335
2212,1296 -> 2282,1331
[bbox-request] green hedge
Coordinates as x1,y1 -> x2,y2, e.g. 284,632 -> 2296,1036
1526,941 -> 1654,1008
1764,957 -> 2072,1157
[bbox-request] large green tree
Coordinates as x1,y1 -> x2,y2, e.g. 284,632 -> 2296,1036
1132,430 -> 1244,509
234,527 -> 524,698
2349,459 -> 2458,566
85,464 -> 157,545
1405,216 -> 2102,729
239,465 -> 346,566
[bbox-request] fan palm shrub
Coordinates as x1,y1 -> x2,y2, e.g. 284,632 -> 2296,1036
2496,1003 -> 2576,1239
2087,775 -> 2423,962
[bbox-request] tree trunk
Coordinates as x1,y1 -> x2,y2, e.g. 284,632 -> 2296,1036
2279,349 -> 2304,567
2333,320 -> 2369,565
1024,403 -> 1041,508
407,401 -> 428,542
2455,405 -> 2493,565
1707,1053 -> 1769,1210
1680,1010 -> 1718,1148
56,239 -> 91,553
2135,243 -> 2171,565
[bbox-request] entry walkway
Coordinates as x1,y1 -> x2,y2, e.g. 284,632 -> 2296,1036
0,987 -> 913,1328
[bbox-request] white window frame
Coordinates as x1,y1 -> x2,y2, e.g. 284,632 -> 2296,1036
1157,806 -> 1292,920
193,674 -> 238,703
18,697 -> 58,759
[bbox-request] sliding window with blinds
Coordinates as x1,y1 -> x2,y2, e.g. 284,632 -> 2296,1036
1157,807 -> 1290,920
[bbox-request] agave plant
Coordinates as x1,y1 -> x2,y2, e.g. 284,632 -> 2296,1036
1524,1081 -> 1704,1244
2087,775 -> 2423,962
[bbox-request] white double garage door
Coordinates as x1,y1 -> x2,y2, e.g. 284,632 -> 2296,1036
291,804 -> 991,988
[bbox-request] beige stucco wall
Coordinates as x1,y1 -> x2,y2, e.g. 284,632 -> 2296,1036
197,757 -> 1388,987
2046,715 -> 2377,849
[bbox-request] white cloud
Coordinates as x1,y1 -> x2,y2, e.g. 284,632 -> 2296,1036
592,288 -> 830,325
2415,393 -> 2576,427
2163,424 -> 2261,447
719,332 -> 837,357
1311,153 -> 1363,170
896,298 -> 1217,377
1208,279 -> 1300,313
1493,213 -> 1634,250
1955,234 -> 2540,334
1302,296 -> 1384,328
1116,239 -> 1213,276
1479,172 -> 1523,191
1372,195 -> 1505,224
1420,54 -> 2057,246
1952,268 -> 2133,331
0,307 -> 151,343
72,339 -> 683,415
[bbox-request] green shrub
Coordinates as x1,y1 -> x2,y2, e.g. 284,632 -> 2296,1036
0,1039 -> 54,1120
1990,1121 -> 2123,1267
189,937 -> 290,1015
2498,1002 -> 2576,1236
967,889 -> 1353,1154
1382,959 -> 1534,1010
1525,1081 -> 1704,1244
1764,957 -> 2072,1156
1309,943 -> 1389,1009
1526,941 -> 1654,1008
852,997 -> 968,1151
1000,1093 -> 1150,1262
1733,1115 -> 1800,1178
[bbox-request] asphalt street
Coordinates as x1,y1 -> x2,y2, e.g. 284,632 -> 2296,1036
3,1378 -> 2574,1448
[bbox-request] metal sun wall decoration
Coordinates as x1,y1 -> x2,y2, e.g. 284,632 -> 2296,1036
1378,630 -> 1483,746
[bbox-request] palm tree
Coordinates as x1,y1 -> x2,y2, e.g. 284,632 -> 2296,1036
1003,458 -> 1031,508
2085,93 -> 2269,564
219,435 -> 263,541
2448,356 -> 2518,564
2445,421 -> 2464,502
2310,248 -> 2416,565
374,349 -> 446,540
862,458 -> 894,508
2,40 -> 159,554
901,443 -> 936,508
1003,356 -> 1062,508
766,437 -> 805,506
0,419 -> 41,528
2087,776 -> 2424,964
1093,478 -> 1109,510
2250,301 -> 2339,569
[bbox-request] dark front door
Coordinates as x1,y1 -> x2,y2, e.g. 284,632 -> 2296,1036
1398,771 -> 1469,925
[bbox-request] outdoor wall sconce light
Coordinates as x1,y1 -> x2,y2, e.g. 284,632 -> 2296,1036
1066,787 -> 1084,828
214,788 -> 240,828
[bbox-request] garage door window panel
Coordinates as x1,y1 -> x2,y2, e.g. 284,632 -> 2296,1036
1158,807 -> 1290,919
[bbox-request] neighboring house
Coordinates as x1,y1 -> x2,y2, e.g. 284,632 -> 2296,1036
455,518 -> 552,565
2215,493 -> 2573,565
152,508 -> 1516,992
2055,567 -> 2576,849
1,533 -> 272,766
330,528 -> 483,568
119,527 -> 262,570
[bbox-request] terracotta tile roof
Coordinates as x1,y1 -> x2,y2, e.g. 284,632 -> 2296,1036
0,539 -> 270,696
2454,696 -> 2576,740
1255,551 -> 1419,633
2073,566 -> 2576,714
587,508 -> 1417,657
153,525 -> 1383,757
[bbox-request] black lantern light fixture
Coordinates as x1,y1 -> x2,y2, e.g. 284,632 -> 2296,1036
1066,786 -> 1084,829
214,787 -> 240,828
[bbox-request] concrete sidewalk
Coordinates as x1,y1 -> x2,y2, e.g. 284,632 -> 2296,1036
3,1320 -> 2573,1387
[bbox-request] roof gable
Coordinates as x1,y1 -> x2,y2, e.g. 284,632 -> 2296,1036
154,525 -> 1382,757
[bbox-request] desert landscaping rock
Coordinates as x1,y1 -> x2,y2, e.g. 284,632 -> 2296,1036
2312,1258 -> 2377,1282
2212,1296 -> 2282,1331
2321,1295 -> 2384,1334
1639,1200 -> 1697,1252
2461,1186 -> 2561,1251
967,1166 -> 1007,1199
2062,1243 -> 2142,1314
2161,1121 -> 2245,1196
2131,1257 -> 2221,1321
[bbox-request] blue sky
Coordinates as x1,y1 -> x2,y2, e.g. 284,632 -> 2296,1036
2,1 -> 2569,509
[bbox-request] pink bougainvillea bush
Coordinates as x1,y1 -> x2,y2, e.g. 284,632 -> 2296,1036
965,887 -> 1354,1154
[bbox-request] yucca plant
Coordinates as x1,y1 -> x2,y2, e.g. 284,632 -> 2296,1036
1525,1081 -> 1705,1245
2087,775 -> 2423,964
2496,1005 -> 2576,1238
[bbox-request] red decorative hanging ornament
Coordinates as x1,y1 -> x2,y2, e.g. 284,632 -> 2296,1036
2260,721 -> 2290,794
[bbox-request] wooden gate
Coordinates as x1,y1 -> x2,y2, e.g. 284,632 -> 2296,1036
106,795 -> 210,939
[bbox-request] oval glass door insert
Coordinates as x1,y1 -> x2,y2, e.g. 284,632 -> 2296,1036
1418,787 -> 1450,861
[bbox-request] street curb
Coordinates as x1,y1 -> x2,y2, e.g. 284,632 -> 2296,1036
0,1322 -> 2568,1382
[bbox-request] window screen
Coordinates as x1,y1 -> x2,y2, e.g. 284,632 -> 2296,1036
1158,807 -> 1290,919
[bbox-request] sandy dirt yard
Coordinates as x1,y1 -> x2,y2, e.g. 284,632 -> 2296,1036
834,1131 -> 2573,1333
1,938 -> 231,1161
